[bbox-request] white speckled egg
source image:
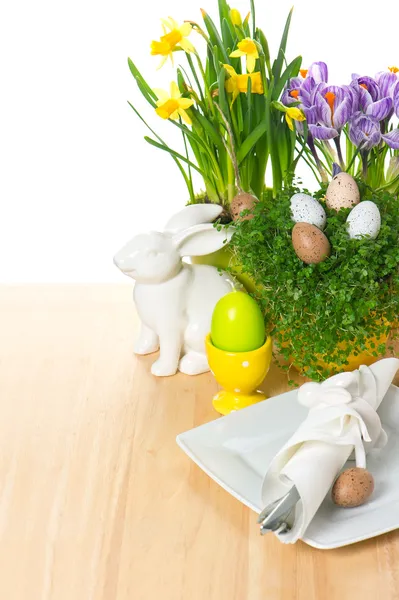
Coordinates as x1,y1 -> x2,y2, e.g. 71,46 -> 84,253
347,201 -> 381,240
290,193 -> 327,230
326,172 -> 360,211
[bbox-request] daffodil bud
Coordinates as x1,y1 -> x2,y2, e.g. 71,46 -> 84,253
229,8 -> 242,26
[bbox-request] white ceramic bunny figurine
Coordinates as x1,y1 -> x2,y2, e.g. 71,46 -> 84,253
113,204 -> 237,377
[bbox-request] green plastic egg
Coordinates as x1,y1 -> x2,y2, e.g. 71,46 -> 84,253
211,291 -> 266,352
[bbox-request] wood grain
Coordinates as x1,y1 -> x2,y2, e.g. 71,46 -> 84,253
1,285 -> 399,600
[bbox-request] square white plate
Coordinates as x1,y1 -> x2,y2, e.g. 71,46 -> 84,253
177,385 -> 399,549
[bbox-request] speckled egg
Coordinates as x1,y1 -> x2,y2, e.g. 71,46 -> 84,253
292,223 -> 331,265
332,467 -> 375,508
346,201 -> 381,240
230,192 -> 257,221
325,172 -> 360,211
290,193 -> 327,230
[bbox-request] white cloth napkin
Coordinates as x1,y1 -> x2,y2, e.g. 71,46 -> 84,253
261,358 -> 399,543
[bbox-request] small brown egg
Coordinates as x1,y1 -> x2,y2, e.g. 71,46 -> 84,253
325,172 -> 360,211
292,223 -> 331,265
332,467 -> 375,508
230,192 -> 257,221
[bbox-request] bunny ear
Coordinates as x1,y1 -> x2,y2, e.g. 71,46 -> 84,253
164,204 -> 224,234
173,223 -> 233,257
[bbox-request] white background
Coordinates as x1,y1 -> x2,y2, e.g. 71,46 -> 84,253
1,0 -> 397,282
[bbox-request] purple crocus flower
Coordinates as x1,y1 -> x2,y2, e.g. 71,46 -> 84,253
281,61 -> 329,108
310,85 -> 356,139
348,112 -> 399,150
394,80 -> 399,117
375,69 -> 399,98
351,74 -> 394,120
307,61 -> 328,84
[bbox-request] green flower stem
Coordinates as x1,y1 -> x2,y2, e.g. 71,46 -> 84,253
192,51 -> 216,118
333,136 -> 346,170
180,126 -> 195,202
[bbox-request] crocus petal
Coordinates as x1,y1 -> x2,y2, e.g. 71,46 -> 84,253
315,92 -> 333,127
333,97 -> 354,130
308,124 -> 339,140
348,112 -> 382,150
366,97 -> 393,121
308,61 -> 328,84
357,76 -> 379,101
382,129 -> 399,149
357,85 -> 373,110
393,81 -> 399,117
303,105 -> 319,125
376,71 -> 398,97
281,89 -> 296,105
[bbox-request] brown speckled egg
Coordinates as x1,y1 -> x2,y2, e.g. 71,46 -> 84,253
292,223 -> 331,265
332,467 -> 375,508
230,192 -> 257,221
325,172 -> 360,211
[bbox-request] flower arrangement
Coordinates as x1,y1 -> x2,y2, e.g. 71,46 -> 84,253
126,1 -> 399,382
279,62 -> 399,194
128,2 -> 305,204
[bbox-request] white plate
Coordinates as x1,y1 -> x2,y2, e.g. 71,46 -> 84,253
177,385 -> 399,549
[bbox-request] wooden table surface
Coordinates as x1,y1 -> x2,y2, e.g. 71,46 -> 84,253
1,285 -> 399,600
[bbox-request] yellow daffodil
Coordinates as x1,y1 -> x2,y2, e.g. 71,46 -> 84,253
388,66 -> 399,73
285,107 -> 306,131
229,8 -> 242,26
229,37 -> 259,73
154,82 -> 194,124
224,65 -> 263,105
150,17 -> 194,69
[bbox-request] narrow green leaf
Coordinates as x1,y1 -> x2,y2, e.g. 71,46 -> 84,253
244,76 -> 253,138
237,121 -> 267,163
177,69 -> 186,94
144,137 -> 206,175
127,58 -> 157,106
213,44 -> 222,76
249,0 -> 256,37
191,109 -> 225,150
236,95 -> 244,133
217,67 -> 229,117
272,55 -> 302,100
243,12 -> 251,37
221,17 -> 235,49
272,7 -> 294,81
218,0 -> 230,25
256,28 -> 272,78
127,101 -> 195,198
206,44 -> 218,87
201,9 -> 230,63
185,53 -> 206,103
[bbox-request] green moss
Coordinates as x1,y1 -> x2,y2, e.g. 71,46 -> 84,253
230,185 -> 399,381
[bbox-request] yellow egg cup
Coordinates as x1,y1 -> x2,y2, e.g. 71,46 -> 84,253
205,334 -> 273,416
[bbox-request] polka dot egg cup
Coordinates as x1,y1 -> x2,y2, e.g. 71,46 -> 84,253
205,334 -> 273,415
